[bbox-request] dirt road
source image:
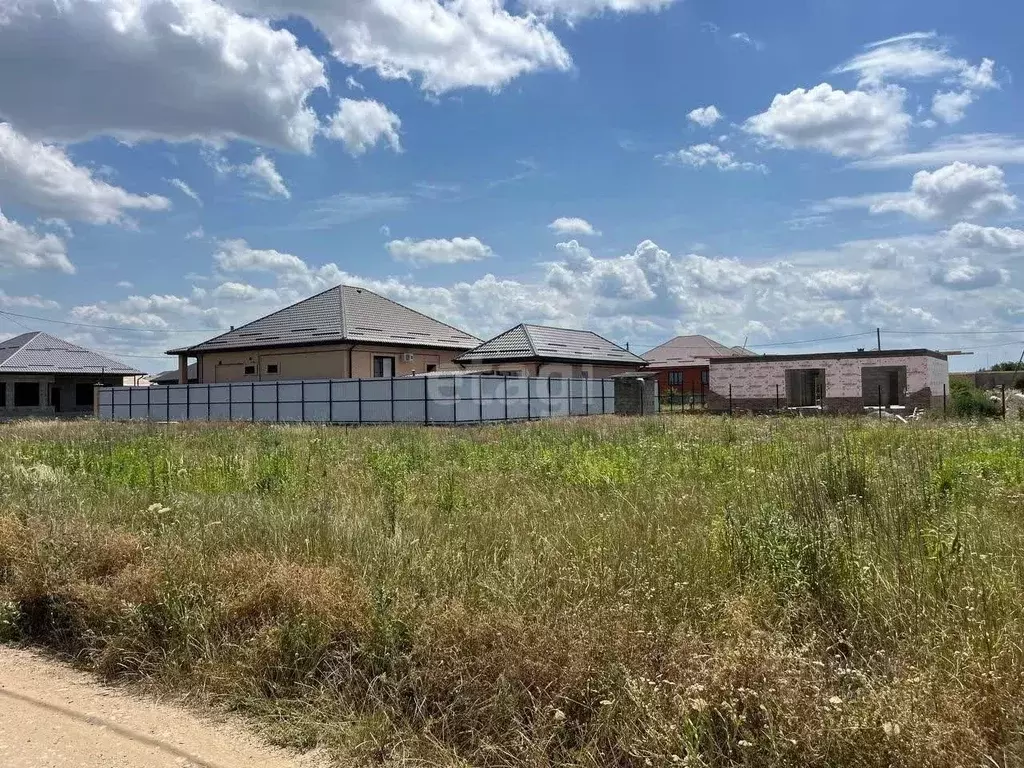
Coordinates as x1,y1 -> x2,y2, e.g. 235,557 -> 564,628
0,645 -> 324,768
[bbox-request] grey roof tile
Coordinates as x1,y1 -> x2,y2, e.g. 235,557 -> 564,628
0,332 -> 142,375
642,335 -> 742,367
171,285 -> 481,354
455,324 -> 647,365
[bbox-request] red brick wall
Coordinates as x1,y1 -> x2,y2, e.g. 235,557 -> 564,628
650,366 -> 708,396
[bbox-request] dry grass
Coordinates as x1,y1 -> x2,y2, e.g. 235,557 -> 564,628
1,416 -> 1024,766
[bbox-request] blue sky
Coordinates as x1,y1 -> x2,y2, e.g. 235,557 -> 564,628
0,0 -> 1022,372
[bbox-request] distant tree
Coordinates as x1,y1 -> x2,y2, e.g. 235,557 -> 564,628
987,361 -> 1024,372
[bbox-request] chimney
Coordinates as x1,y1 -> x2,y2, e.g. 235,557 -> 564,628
626,341 -> 630,351
230,325 -> 235,331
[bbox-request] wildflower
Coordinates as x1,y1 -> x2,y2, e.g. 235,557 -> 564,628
737,740 -> 753,748
882,722 -> 901,737
553,708 -> 566,721
828,695 -> 843,706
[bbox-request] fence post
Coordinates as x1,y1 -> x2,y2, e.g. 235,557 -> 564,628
390,378 -> 395,424
300,380 -> 305,423
251,382 -> 255,422
185,381 -> 190,421
527,377 -> 532,420
357,378 -> 363,425
329,380 -> 335,424
548,377 -> 553,418
640,380 -> 646,416
728,384 -> 732,416
423,377 -> 429,425
275,381 -> 280,422
943,384 -> 947,418
878,385 -> 882,421
1002,383 -> 1007,420
228,381 -> 233,422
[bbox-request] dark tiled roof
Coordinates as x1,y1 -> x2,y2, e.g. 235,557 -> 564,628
0,332 -> 142,375
643,335 -> 742,367
455,324 -> 647,365
170,285 -> 481,354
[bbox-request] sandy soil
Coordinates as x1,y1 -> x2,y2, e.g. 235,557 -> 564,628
0,645 -> 325,768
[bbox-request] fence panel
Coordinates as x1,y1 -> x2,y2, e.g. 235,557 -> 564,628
97,375 -> 623,425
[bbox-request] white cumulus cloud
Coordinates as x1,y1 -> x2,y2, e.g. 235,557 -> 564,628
823,162 -> 1017,221
386,236 -> 494,266
325,99 -> 402,156
0,0 -> 327,153
0,209 -> 74,274
687,105 -> 723,128
931,90 -> 974,124
0,123 -> 170,226
548,217 -> 599,237
744,83 -> 911,157
237,155 -> 290,199
223,0 -> 572,94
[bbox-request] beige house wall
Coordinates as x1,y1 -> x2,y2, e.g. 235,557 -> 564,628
195,343 -> 464,383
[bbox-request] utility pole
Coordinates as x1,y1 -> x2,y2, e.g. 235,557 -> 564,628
876,328 -> 881,352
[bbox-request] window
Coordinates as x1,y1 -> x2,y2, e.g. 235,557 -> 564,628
76,383 -> 94,407
0,384 -> 4,408
14,382 -> 40,407
426,364 -> 437,373
668,371 -> 683,388
373,356 -> 395,378
244,365 -> 256,375
266,364 -> 279,374
700,369 -> 709,385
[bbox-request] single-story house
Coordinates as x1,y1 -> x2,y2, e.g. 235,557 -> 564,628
454,323 -> 647,377
642,335 -> 754,397
149,363 -> 198,385
168,285 -> 482,383
0,331 -> 142,418
707,349 -> 950,413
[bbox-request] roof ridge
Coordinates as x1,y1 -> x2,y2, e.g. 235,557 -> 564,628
570,326 -> 645,362
518,323 -> 539,356
170,284 -> 341,354
0,331 -> 42,369
345,284 -> 482,344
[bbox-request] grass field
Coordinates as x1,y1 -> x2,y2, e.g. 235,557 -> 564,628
1,416 -> 1023,766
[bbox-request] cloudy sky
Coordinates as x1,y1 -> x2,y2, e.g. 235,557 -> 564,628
1,0 -> 1022,372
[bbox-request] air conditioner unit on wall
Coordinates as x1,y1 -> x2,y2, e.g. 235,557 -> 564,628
401,352 -> 416,363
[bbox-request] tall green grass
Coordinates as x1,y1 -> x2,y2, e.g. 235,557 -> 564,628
1,417 -> 1023,766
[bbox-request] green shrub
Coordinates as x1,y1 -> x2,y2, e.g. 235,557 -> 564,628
949,379 -> 1001,418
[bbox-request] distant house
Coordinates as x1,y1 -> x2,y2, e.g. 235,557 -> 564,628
149,363 -> 198,385
707,349 -> 950,413
0,331 -> 142,417
642,335 -> 752,397
168,285 -> 481,383
454,323 -> 647,378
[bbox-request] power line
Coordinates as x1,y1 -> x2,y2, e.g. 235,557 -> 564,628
750,331 -> 875,349
883,327 -> 1024,336
0,309 -> 225,334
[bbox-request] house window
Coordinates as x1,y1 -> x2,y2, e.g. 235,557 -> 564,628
668,371 -> 683,388
373,356 -> 395,378
244,365 -> 256,375
786,369 -> 825,407
266,364 -> 279,374
14,382 -> 40,407
426,364 -> 437,373
0,384 -> 5,407
76,383 -> 94,407
700,370 -> 709,385
861,366 -> 906,407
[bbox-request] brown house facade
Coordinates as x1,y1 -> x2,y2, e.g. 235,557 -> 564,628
168,285 -> 481,383
454,323 -> 647,378
642,335 -> 752,401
